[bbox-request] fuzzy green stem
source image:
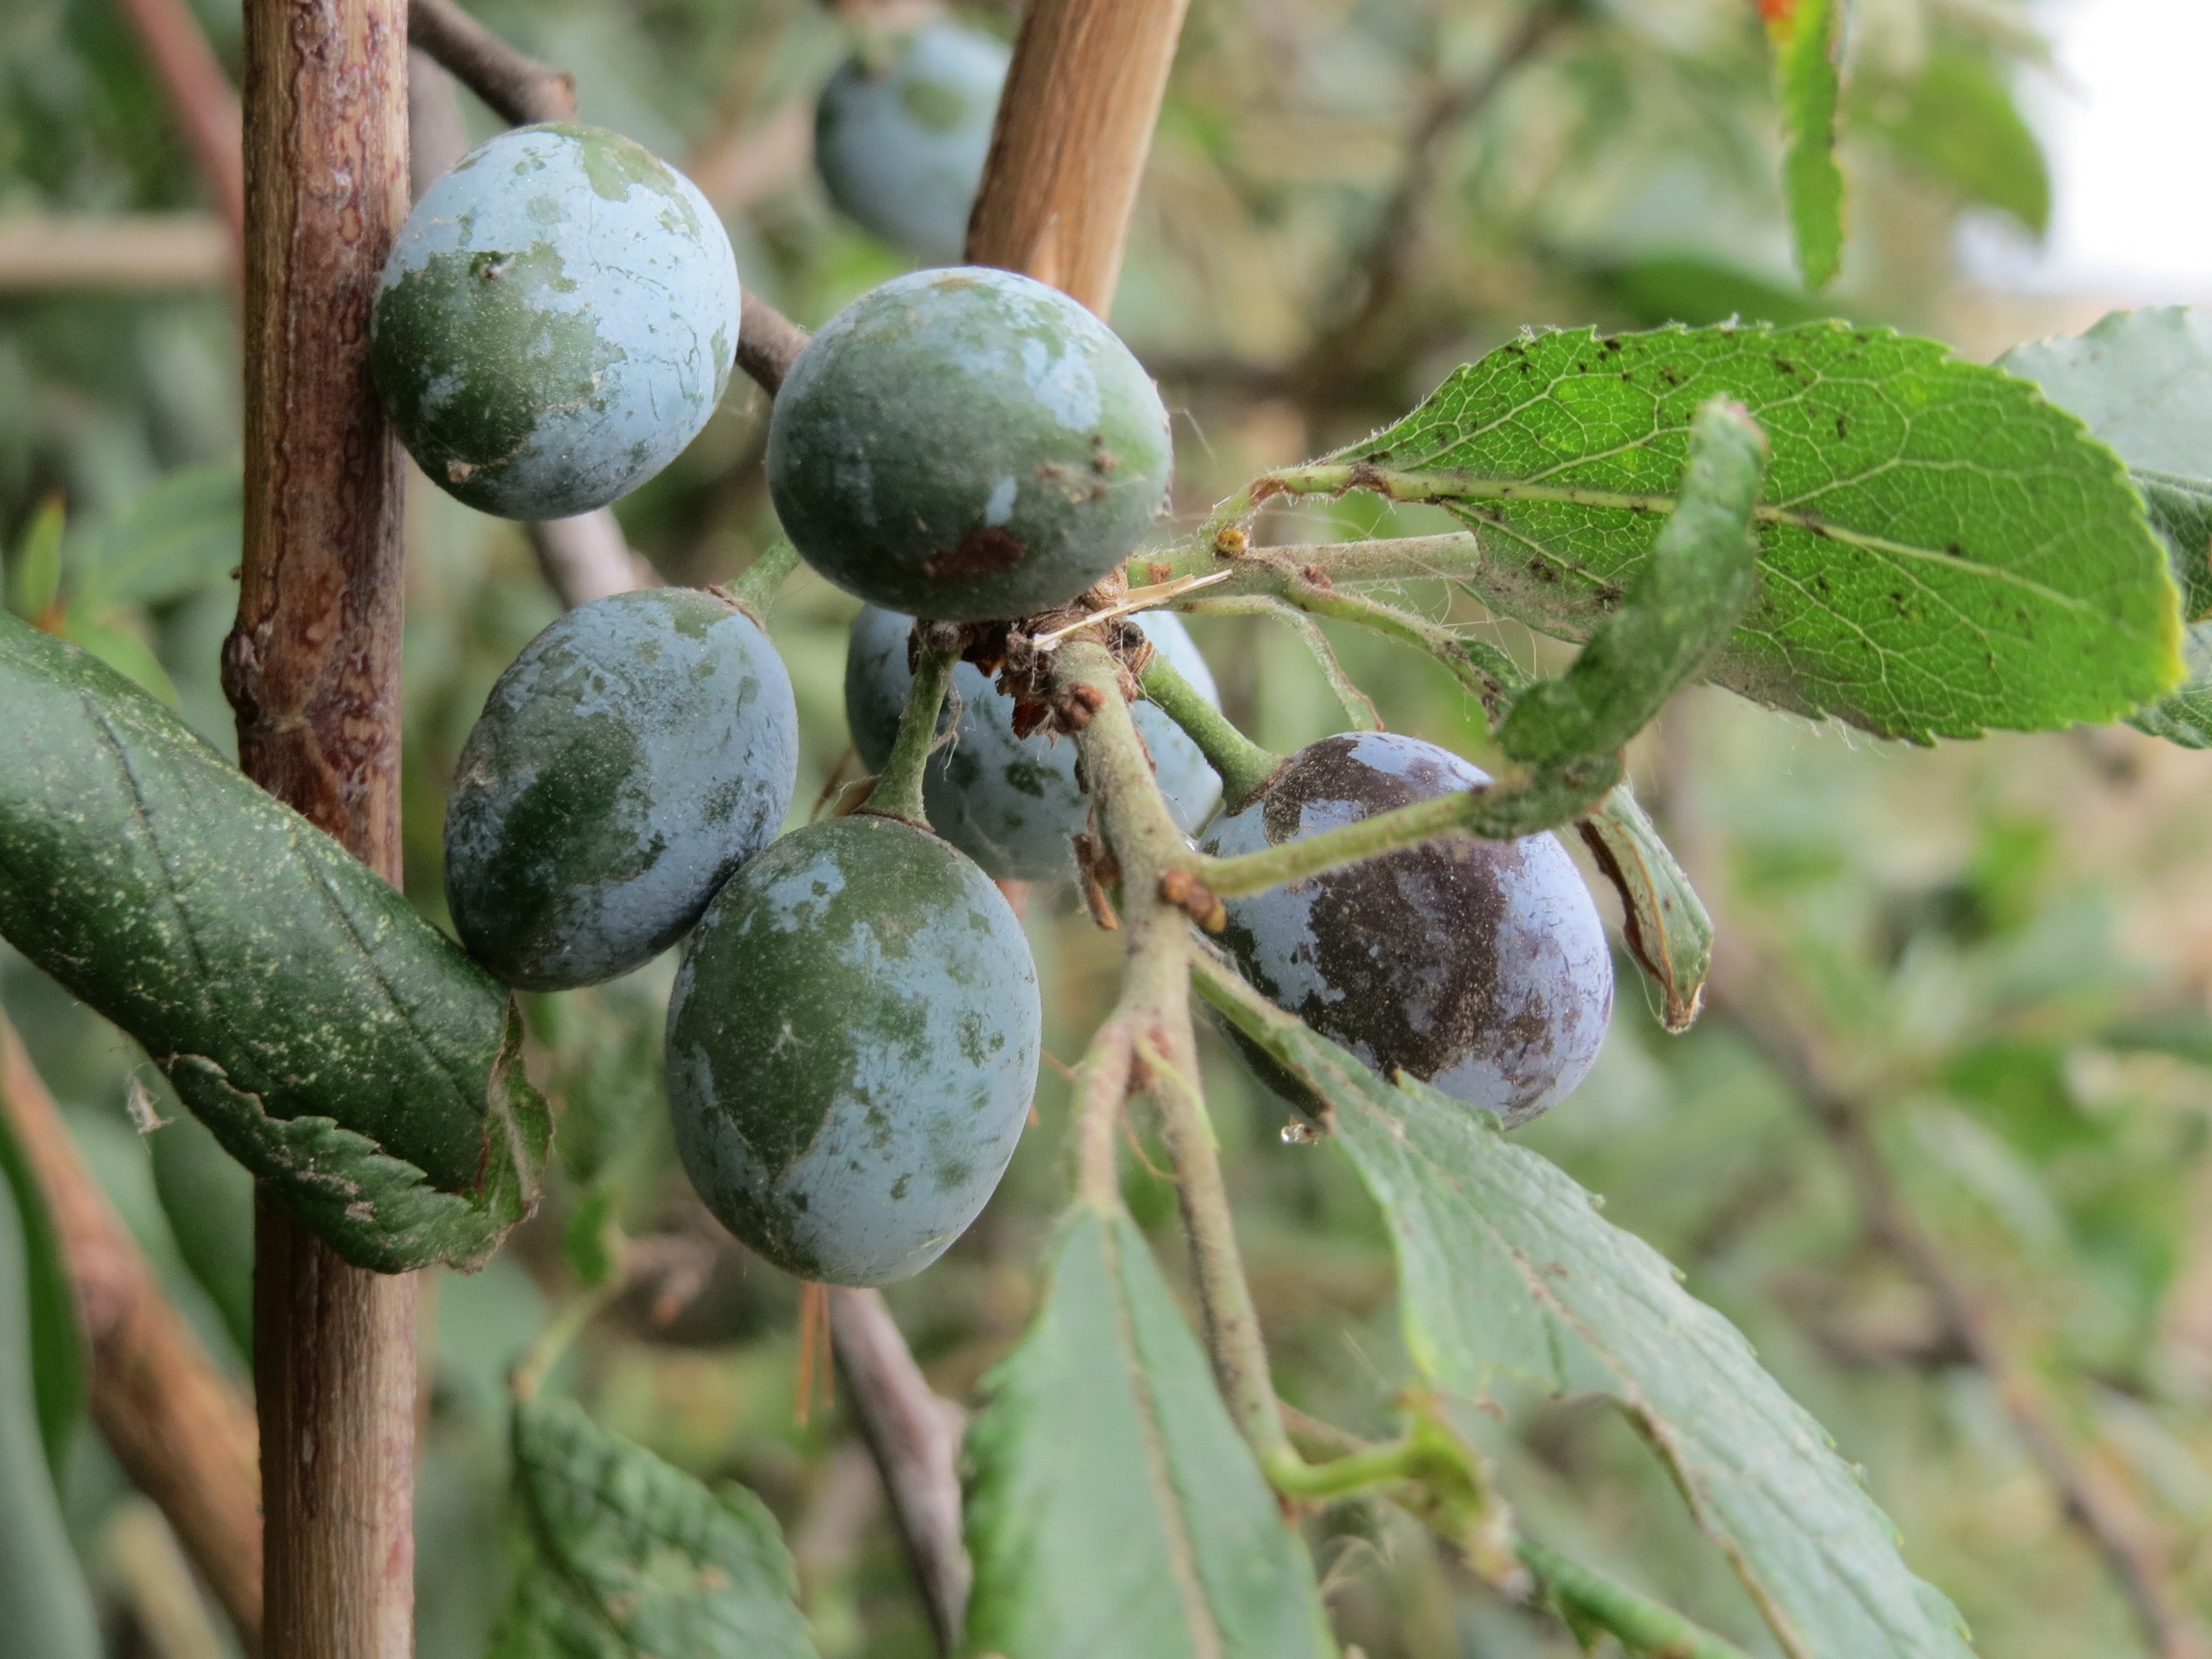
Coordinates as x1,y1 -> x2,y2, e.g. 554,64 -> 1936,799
1136,652 -> 1284,807
721,536 -> 801,621
867,633 -> 958,828
509,1273 -> 622,1402
1287,579 -> 1526,718
1052,637 -> 1293,1462
1199,753 -> 1621,898
1179,594 -> 1382,731
1518,1540 -> 1758,1659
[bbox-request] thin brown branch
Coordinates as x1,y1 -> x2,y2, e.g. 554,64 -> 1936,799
0,1014 -> 262,1655
1292,1 -> 1570,389
737,291 -> 813,397
112,0 -> 246,246
827,1289 -> 971,1655
0,216 -> 231,292
1708,947 -> 2211,1659
406,0 -> 574,125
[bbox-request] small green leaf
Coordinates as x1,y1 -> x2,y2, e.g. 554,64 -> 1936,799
1857,48 -> 2049,236
1767,0 -> 1847,290
561,1184 -> 622,1289
964,1205 -> 1336,1659
8,497 -> 65,623
0,1052 -> 86,1483
1271,322 -> 2181,740
67,465 -> 242,615
490,1394 -> 819,1659
1576,784 -> 1712,1032
0,612 -> 549,1273
2000,306 -> 2212,621
0,1165 -> 101,1659
1585,254 -> 1838,330
1199,970 -> 1972,1659
1499,397 -> 1767,767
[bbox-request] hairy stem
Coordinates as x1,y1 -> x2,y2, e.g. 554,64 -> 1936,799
1517,1540 -> 1758,1659
1199,754 -> 1621,898
868,631 -> 958,828
1136,651 -> 1283,807
1052,639 -> 1290,1460
722,537 -> 801,622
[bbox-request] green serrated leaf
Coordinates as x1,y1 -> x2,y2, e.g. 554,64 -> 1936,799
0,611 -> 548,1273
1576,784 -> 1712,1032
67,465 -> 242,615
964,1204 -> 1336,1659
0,1034 -> 86,1484
1858,47 -> 2049,236
9,497 -> 65,623
1197,969 -> 1972,1659
0,1164 -> 100,1659
1499,397 -> 1767,767
1276,322 -> 2180,740
2125,619 -> 2212,747
490,1394 -> 818,1659
1767,0 -> 1847,289
1999,306 -> 2212,621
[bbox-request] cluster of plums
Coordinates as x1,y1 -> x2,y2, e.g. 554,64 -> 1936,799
386,67 -> 1612,1291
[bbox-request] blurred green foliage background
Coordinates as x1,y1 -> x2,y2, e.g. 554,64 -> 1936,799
7,0 -> 2211,1654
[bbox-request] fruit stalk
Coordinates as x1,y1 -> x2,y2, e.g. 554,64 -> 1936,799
1135,650 -> 1282,808
231,0 -> 417,1652
868,630 -> 961,827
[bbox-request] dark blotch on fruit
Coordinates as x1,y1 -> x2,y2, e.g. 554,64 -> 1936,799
1204,731 -> 1612,1127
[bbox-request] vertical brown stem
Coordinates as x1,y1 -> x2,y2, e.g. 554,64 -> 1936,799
964,0 -> 1191,316
228,1 -> 415,1655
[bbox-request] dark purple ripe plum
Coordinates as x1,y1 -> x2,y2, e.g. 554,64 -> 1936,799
1203,732 -> 1612,1127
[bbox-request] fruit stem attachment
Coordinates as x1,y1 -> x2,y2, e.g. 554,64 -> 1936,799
867,626 -> 961,829
721,537 -> 801,622
1197,754 -> 1623,899
1135,652 -> 1282,810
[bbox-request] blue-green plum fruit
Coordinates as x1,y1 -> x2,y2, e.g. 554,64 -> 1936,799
372,123 -> 740,520
815,22 -> 1009,266
844,604 -> 1221,879
767,267 -> 1172,621
445,588 -> 797,991
665,814 -> 1042,1286
1203,732 -> 1612,1127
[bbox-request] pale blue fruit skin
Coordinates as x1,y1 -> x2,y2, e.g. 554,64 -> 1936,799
666,815 -> 1042,1287
445,588 -> 798,992
372,123 -> 741,520
767,267 -> 1174,621
1203,732 -> 1612,1128
815,22 -> 1009,266
845,605 -> 1222,880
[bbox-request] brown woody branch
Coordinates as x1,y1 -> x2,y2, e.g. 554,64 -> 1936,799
0,1015 -> 262,1655
828,1290 -> 971,1653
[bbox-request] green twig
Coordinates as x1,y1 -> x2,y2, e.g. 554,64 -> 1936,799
510,1273 -> 624,1403
1135,651 -> 1283,808
1519,1539 -> 1758,1659
1197,753 -> 1621,899
866,627 -> 959,827
1179,594 -> 1382,731
1286,579 -> 1525,719
1051,637 -> 1292,1462
720,536 -> 801,622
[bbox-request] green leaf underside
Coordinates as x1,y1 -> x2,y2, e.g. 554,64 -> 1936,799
491,1394 -> 818,1659
0,1091 -> 83,1485
2000,307 -> 2212,622
1498,397 -> 1766,766
1206,987 -> 1972,1659
2126,619 -> 2212,748
1773,0 -> 1846,290
1295,322 -> 2180,741
0,613 -> 547,1273
964,1206 -> 1335,1659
